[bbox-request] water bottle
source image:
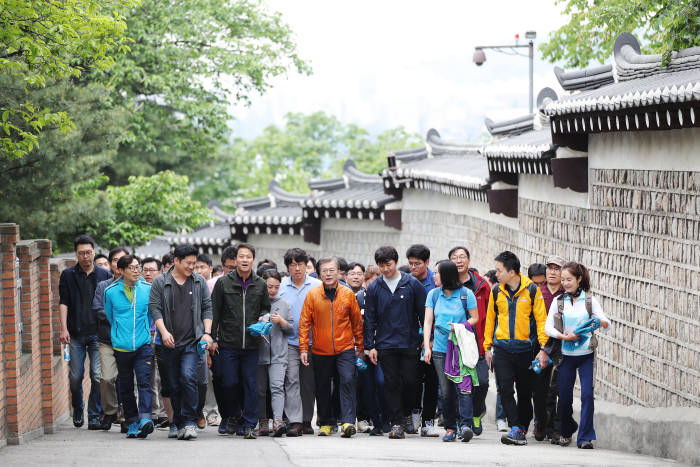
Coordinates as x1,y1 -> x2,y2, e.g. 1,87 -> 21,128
530,357 -> 552,374
63,344 -> 70,362
197,340 -> 207,355
355,357 -> 367,371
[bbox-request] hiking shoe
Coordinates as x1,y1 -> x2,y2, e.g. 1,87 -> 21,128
168,424 -> 179,439
101,414 -> 116,431
369,426 -> 383,436
318,425 -> 332,436
460,426 -> 474,443
286,422 -> 303,437
196,413 -> 206,429
244,426 -> 257,439
442,429 -> 457,442
501,426 -> 527,445
126,422 -> 139,438
206,414 -> 220,426
559,436 -> 572,446
258,418 -> 270,437
273,418 -> 287,437
496,419 -> 508,432
534,422 -> 545,441
72,409 -> 84,428
341,423 -> 356,438
389,425 -> 405,439
154,416 -> 170,428
177,427 -> 186,440
302,421 -> 315,435
137,418 -> 154,438
88,417 -> 101,430
218,418 -> 229,435
472,416 -> 482,436
183,425 -> 198,440
578,441 -> 594,449
405,415 -> 417,434
357,419 -> 371,433
421,420 -> 439,437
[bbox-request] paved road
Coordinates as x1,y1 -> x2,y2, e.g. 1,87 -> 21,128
0,421 -> 683,466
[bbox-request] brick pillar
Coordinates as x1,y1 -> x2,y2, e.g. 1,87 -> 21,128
0,223 -> 20,444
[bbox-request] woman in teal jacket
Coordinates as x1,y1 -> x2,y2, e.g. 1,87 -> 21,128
104,255 -> 154,439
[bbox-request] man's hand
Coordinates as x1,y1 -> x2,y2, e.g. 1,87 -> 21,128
161,330 -> 175,348
368,348 -> 378,365
300,351 -> 309,366
59,329 -> 70,344
485,350 -> 494,372
201,333 -> 213,346
209,341 -> 218,355
536,349 -> 549,368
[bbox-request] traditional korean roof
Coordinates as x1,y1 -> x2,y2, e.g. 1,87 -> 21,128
554,64 -> 614,91
484,114 -> 535,137
231,180 -> 305,237
169,206 -> 235,255
482,127 -> 555,175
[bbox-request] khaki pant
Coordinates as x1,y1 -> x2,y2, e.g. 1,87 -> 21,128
99,342 -> 119,416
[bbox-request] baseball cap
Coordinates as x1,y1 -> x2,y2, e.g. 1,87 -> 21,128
545,255 -> 565,267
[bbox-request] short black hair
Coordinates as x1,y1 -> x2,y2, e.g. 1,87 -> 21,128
406,244 -> 430,262
73,234 -> 95,251
263,269 -> 282,282
348,262 -> 365,273
212,265 -> 222,275
495,250 -> 520,273
527,263 -> 546,278
141,257 -> 162,269
280,271 -> 290,278
221,245 -> 238,264
484,269 -> 497,283
374,246 -> 399,265
117,254 -> 138,270
316,257 -> 338,271
196,253 -> 212,266
173,244 -> 198,260
448,246 -> 470,259
108,247 -> 129,262
94,253 -> 107,262
307,256 -> 317,273
256,264 -> 276,277
336,257 -> 349,273
237,243 -> 256,259
161,252 -> 174,266
398,265 -> 411,274
438,261 -> 462,291
257,258 -> 276,270
283,248 -> 309,267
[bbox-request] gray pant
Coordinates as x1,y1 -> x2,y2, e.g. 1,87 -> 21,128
284,345 -> 315,424
150,341 -> 166,418
99,342 -> 118,416
257,363 -> 287,420
203,369 -> 220,419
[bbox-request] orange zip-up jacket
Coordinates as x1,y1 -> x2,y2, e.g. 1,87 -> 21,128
298,284 -> 363,356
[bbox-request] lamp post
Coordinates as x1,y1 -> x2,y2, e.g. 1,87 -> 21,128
473,31 -> 536,113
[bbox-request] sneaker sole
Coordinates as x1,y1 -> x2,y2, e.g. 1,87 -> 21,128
137,421 -> 154,438
501,436 -> 527,446
341,426 -> 356,438
461,432 -> 473,443
389,434 -> 405,439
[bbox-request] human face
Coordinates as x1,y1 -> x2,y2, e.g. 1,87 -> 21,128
222,259 -> 236,275
195,261 -> 212,279
174,255 -> 196,277
95,257 -> 110,271
236,247 -> 254,277
161,261 -> 173,273
449,249 -> 470,274
377,260 -> 398,279
110,251 -> 127,278
494,261 -> 515,285
433,267 -> 442,287
546,263 -> 562,286
560,269 -> 582,293
346,266 -> 364,288
318,261 -> 339,288
364,274 -> 379,289
120,259 -> 141,285
306,260 -> 315,275
407,256 -> 429,280
287,259 -> 307,284
266,277 -> 281,299
530,274 -> 546,287
75,243 -> 95,271
142,261 -> 160,283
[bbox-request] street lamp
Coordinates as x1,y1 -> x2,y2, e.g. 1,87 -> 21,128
473,31 -> 536,113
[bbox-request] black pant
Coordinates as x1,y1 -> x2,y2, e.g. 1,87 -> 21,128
493,348 -> 533,429
415,360 -> 438,424
313,350 -> 357,425
378,348 -> 419,426
471,356 -> 490,419
545,362 -> 561,436
531,344 -> 550,431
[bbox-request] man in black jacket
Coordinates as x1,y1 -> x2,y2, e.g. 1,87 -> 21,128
211,243 -> 271,439
59,234 -> 112,430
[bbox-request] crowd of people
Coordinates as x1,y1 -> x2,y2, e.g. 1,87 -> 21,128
58,234 -> 609,448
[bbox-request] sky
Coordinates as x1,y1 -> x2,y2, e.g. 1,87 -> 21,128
229,0 -> 572,143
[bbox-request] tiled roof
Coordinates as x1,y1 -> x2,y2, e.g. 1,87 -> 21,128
426,128 -> 481,156
481,128 -> 555,160
554,64 -> 614,91
484,114 -> 535,137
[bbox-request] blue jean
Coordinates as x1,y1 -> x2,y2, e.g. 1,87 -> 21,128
114,344 -> 153,423
433,352 -> 473,431
69,334 -> 102,420
558,353 -> 596,445
213,347 -> 259,427
162,343 -> 199,428
359,358 -> 386,427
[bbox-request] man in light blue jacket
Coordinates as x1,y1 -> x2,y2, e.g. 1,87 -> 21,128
104,255 -> 154,439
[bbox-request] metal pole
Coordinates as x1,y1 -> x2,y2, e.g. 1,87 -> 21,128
528,40 -> 534,113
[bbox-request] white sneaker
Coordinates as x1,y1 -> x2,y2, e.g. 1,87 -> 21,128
183,425 -> 198,440
421,420 -> 439,437
357,420 -> 371,433
496,419 -> 508,432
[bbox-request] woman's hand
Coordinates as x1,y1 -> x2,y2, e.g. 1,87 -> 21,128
423,344 -> 432,364
561,331 -> 579,341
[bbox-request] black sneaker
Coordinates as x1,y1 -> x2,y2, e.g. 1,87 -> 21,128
73,409 -> 84,428
389,425 -> 405,439
101,414 -> 116,431
369,426 -> 383,436
120,422 -> 129,434
225,417 -> 237,435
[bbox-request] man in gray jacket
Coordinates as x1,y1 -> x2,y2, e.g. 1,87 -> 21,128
149,244 -> 213,441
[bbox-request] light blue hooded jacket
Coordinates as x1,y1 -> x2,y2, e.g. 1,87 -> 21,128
104,277 -> 152,352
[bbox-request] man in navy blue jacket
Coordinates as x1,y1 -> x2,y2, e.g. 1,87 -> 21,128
364,246 -> 427,439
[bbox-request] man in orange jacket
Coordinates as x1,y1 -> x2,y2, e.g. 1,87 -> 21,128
299,257 -> 364,438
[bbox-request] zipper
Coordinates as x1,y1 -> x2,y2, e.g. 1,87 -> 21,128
330,295 -> 336,354
242,288 -> 247,349
132,282 -> 137,351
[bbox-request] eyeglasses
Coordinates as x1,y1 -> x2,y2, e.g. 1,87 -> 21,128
408,261 -> 424,268
288,262 -> 305,269
319,268 -> 337,275
142,268 -> 158,273
222,264 -> 235,271
450,255 -> 468,261
126,265 -> 141,272
546,265 -> 561,271
77,250 -> 94,257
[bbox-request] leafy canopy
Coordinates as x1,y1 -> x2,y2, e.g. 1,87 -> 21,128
540,0 -> 700,68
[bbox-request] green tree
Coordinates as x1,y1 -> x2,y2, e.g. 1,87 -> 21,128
98,0 -> 310,185
0,0 -> 136,158
541,0 -> 700,68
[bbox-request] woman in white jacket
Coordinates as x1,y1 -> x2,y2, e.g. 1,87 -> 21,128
544,262 -> 609,450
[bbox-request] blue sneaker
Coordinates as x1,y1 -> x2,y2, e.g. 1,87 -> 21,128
442,429 -> 457,442
168,424 -> 178,439
137,418 -> 154,438
501,426 -> 527,445
126,422 -> 139,438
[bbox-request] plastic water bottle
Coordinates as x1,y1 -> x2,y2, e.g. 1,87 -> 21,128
197,340 -> 207,355
63,344 -> 70,362
530,357 -> 552,374
355,357 -> 367,371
